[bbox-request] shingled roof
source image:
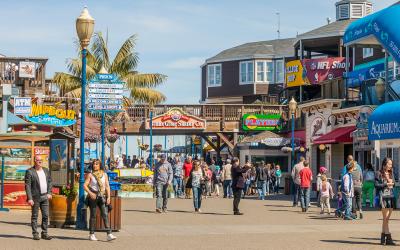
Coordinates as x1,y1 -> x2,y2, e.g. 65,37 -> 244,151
206,38 -> 296,64
295,19 -> 354,42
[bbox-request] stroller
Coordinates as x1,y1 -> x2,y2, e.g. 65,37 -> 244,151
334,181 -> 345,218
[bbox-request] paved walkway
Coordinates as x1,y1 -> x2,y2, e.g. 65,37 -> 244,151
0,195 -> 398,250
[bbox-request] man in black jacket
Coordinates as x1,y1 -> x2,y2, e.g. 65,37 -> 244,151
231,158 -> 251,215
25,155 -> 53,240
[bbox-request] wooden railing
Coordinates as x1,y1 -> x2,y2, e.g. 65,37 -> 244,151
123,104 -> 285,122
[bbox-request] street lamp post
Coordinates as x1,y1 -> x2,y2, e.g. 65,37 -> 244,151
289,97 -> 297,172
76,6 -> 94,229
149,108 -> 153,170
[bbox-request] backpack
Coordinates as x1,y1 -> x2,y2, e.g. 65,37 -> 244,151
259,167 -> 266,181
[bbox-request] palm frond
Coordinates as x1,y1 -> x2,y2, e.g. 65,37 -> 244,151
110,34 -> 139,75
91,32 -> 110,70
53,72 -> 82,94
66,58 -> 97,80
125,72 -> 167,88
131,87 -> 166,106
65,88 -> 83,98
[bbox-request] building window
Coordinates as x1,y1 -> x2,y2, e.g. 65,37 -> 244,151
240,61 -> 254,84
351,4 -> 363,18
207,64 -> 222,87
275,60 -> 284,83
363,48 -> 374,58
256,61 -> 274,83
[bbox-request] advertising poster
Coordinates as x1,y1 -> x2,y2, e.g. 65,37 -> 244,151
50,139 -> 67,171
285,60 -> 309,87
302,57 -> 349,84
3,182 -> 29,208
19,61 -> 36,78
34,147 -> 49,169
0,148 -> 32,181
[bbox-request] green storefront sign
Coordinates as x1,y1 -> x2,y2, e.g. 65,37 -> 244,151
242,114 -> 282,131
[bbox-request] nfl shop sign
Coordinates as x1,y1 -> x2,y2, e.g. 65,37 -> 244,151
302,57 -> 351,84
146,108 -> 206,130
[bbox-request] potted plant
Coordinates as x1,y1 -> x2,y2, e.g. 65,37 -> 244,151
154,144 -> 162,152
49,184 -> 78,228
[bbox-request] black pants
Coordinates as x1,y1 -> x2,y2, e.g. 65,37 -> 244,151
233,188 -> 243,213
88,197 -> 111,234
31,195 -> 49,236
352,187 -> 363,213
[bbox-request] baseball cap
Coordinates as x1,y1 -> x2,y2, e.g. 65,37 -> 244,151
160,154 -> 167,160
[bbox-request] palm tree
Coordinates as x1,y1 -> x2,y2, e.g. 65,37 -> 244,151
53,32 -> 167,105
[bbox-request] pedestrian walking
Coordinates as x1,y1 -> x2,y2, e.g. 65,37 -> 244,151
341,161 -> 355,220
84,159 -> 117,241
351,160 -> 363,219
255,162 -> 267,200
221,159 -> 233,198
318,175 -> 334,215
212,165 -> 222,197
231,158 -> 251,215
291,157 -> 305,207
204,164 -> 213,197
299,161 -> 313,212
316,167 -> 327,207
172,156 -> 184,198
186,161 -> 205,212
153,154 -> 173,213
183,156 -> 193,199
376,157 -> 396,246
24,156 -> 53,241
362,163 -> 375,208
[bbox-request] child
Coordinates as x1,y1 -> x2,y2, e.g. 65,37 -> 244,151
318,174 -> 334,215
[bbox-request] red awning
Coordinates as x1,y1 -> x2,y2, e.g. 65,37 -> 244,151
283,130 -> 306,143
313,126 -> 355,145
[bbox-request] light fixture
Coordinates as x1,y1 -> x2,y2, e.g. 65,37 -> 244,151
76,7 -> 95,49
375,78 -> 385,101
318,144 -> 329,152
289,97 -> 297,114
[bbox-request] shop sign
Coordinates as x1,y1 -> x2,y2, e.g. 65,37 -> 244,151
146,108 -> 206,130
18,61 -> 36,79
285,60 -> 309,87
310,116 -> 327,141
346,61 -> 385,87
14,97 -> 32,115
369,120 -> 400,140
242,114 -> 282,131
26,104 -> 76,127
302,57 -> 350,84
354,140 -> 374,151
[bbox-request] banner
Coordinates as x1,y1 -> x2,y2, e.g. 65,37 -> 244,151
242,114 -> 282,131
302,57 -> 349,84
19,61 -> 36,78
285,60 -> 309,87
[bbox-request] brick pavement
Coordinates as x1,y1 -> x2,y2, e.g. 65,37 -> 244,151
0,195 -> 398,250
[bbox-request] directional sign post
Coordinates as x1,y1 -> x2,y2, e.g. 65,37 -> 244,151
88,74 -> 127,167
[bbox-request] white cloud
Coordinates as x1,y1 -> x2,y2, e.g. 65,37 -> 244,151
166,57 -> 205,69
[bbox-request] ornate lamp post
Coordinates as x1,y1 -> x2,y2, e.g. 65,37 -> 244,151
76,6 -> 94,229
289,97 -> 297,172
375,78 -> 385,103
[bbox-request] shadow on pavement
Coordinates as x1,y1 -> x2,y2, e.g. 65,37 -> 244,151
308,216 -> 338,221
0,220 -> 30,226
55,236 -> 89,241
0,234 -> 32,239
124,209 -> 156,214
168,210 -> 232,216
264,204 -> 294,208
267,209 -> 299,213
320,239 -> 381,246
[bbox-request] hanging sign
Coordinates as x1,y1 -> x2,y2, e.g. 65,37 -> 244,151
242,114 -> 282,131
19,61 -> 36,78
88,74 -> 126,112
146,108 -> 206,130
302,57 -> 350,84
26,104 -> 76,127
285,60 -> 309,87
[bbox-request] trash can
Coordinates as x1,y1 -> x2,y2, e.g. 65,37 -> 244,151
95,190 -> 121,232
284,177 -> 292,195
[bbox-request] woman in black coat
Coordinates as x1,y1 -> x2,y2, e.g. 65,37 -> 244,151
231,158 -> 251,215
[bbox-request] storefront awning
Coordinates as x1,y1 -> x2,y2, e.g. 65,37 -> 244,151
343,3 -> 400,63
313,126 -> 355,145
368,101 -> 400,140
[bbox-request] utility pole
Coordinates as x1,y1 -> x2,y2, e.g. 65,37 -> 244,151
276,12 -> 281,40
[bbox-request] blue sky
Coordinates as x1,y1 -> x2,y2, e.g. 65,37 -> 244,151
0,0 -> 396,105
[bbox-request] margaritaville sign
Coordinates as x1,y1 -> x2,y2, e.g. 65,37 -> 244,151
146,108 -> 206,130
242,114 -> 282,131
26,104 -> 77,127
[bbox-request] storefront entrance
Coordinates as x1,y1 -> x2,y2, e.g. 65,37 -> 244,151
251,155 -> 289,172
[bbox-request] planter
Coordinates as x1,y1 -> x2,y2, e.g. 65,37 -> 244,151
49,194 -> 77,228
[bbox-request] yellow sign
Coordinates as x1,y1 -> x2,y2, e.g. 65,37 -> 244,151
26,104 -> 76,127
285,60 -> 309,87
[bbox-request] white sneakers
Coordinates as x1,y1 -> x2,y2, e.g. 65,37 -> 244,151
89,233 -> 117,241
89,234 -> 98,241
107,234 -> 117,241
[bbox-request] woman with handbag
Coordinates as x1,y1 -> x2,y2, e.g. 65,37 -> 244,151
375,157 -> 396,246
186,161 -> 205,212
84,159 -> 117,241
231,158 -> 251,215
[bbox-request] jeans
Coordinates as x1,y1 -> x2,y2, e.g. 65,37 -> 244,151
205,181 -> 212,196
156,183 -> 169,210
352,187 -> 363,213
275,177 -> 281,193
233,188 -> 242,213
257,181 -> 267,200
300,187 -> 310,210
243,180 -> 251,198
173,176 -> 183,197
320,196 -> 331,213
88,196 -> 112,234
293,183 -> 301,205
343,195 -> 353,218
223,180 -> 232,198
362,181 -> 374,207
192,187 -> 202,209
31,195 -> 49,236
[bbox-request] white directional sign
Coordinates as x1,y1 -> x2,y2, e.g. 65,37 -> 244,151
89,83 -> 124,89
88,88 -> 124,94
88,104 -> 123,110
88,93 -> 123,99
88,99 -> 123,105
